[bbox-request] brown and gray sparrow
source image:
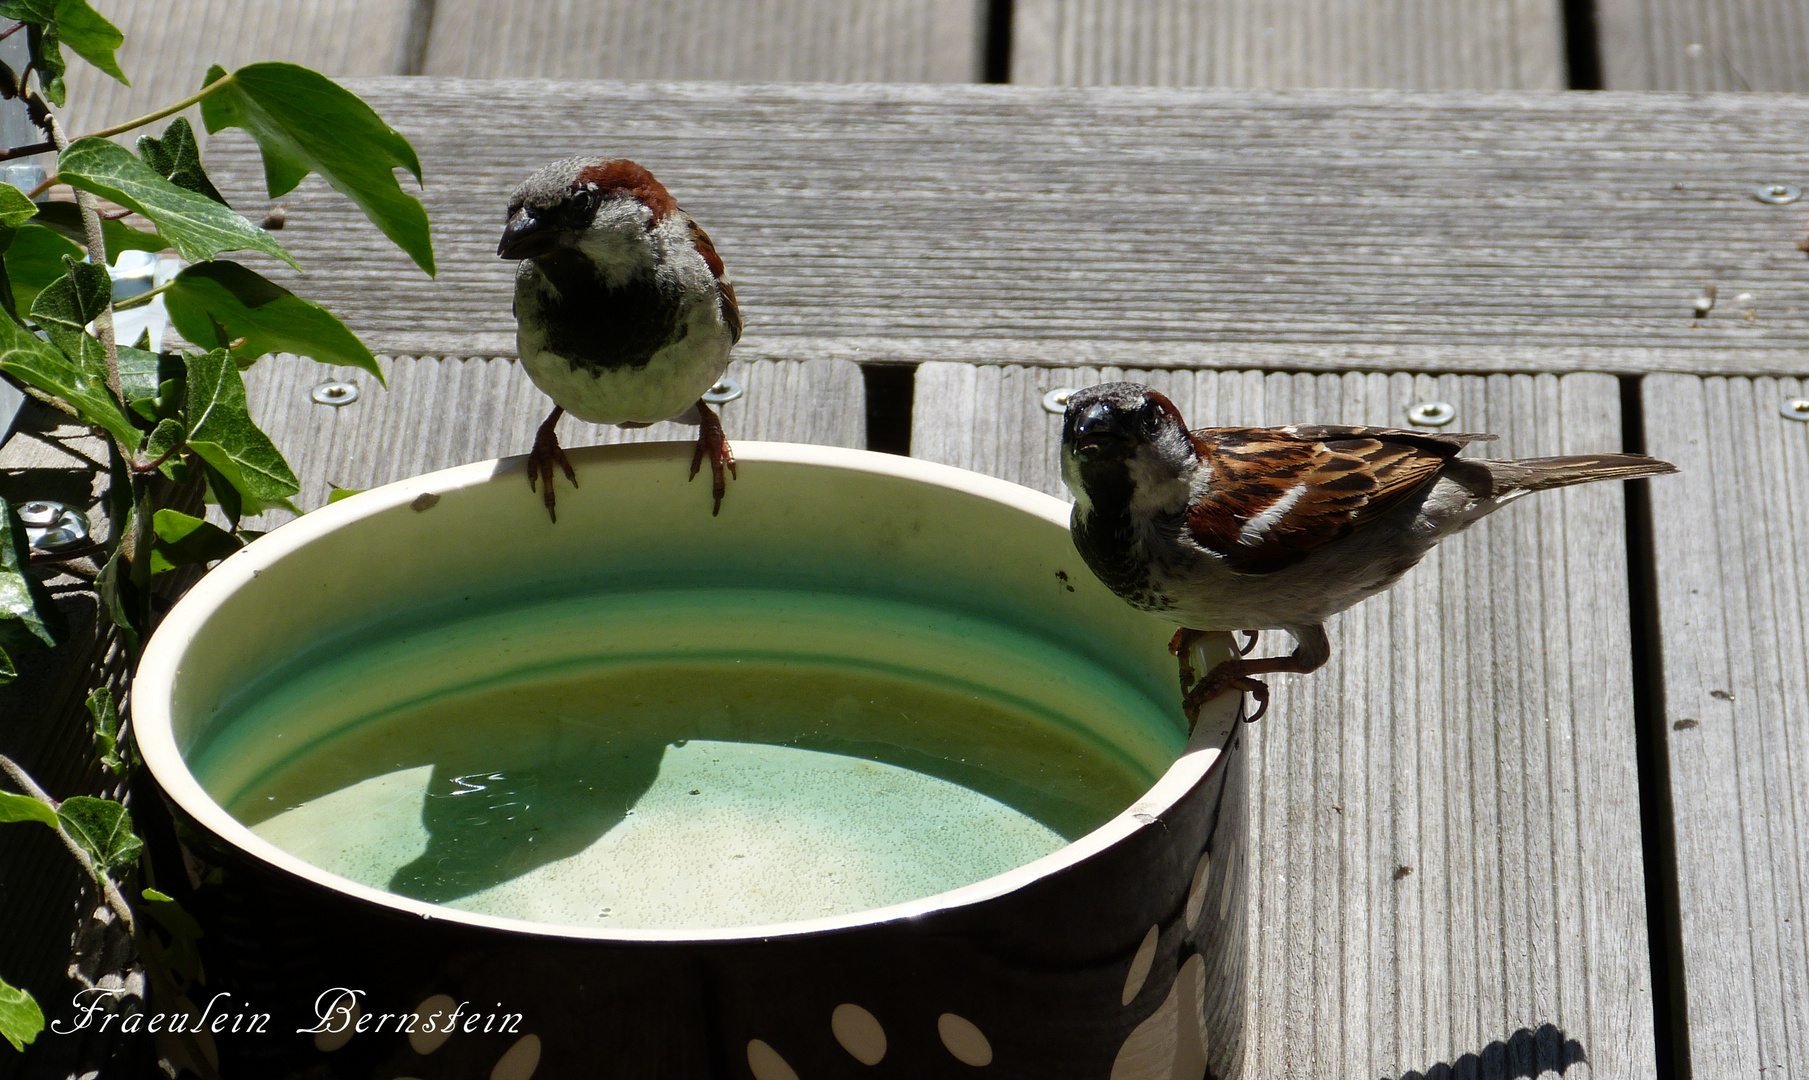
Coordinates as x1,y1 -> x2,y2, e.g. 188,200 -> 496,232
1060,382 -> 1678,724
499,158 -> 741,521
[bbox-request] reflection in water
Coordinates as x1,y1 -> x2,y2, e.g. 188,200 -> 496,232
229,660 -> 1152,929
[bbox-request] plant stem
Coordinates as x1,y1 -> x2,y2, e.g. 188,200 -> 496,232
0,753 -> 136,934
113,280 -> 172,311
24,171 -> 53,198
44,116 -> 120,403
0,22 -> 23,43
0,139 -> 52,161
76,73 -> 234,142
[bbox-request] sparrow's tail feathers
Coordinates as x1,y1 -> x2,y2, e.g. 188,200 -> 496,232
1490,453 -> 1679,494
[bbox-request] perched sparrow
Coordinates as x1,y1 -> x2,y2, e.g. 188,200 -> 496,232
1060,382 -> 1678,724
499,157 -> 741,521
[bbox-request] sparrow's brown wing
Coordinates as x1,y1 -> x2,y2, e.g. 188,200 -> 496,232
686,216 -> 741,344
1185,425 -> 1495,574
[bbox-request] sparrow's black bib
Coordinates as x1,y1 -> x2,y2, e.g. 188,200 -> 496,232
1069,463 -> 1175,614
532,253 -> 688,372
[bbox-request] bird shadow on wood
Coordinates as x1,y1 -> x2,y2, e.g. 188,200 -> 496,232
1382,1024 -> 1585,1080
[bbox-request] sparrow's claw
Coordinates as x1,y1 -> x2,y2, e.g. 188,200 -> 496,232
1181,659 -> 1273,729
1237,629 -> 1260,656
689,400 -> 737,515
528,406 -> 577,523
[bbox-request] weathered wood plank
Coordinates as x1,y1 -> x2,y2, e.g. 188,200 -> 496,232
201,81 -> 1809,377
57,0 -> 415,140
234,354 -> 866,531
1642,373 -> 1809,1077
423,0 -> 985,82
1597,0 -> 1809,90
914,363 -> 1654,1078
1011,0 -> 1564,89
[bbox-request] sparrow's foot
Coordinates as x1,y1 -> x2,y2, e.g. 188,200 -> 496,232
527,405 -> 577,523
688,400 -> 737,516
1237,630 -> 1260,656
1177,624 -> 1330,729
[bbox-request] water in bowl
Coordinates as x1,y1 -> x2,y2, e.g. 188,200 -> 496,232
191,587 -> 1178,931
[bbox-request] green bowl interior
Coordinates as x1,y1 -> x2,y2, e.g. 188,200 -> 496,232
161,445 -> 1191,931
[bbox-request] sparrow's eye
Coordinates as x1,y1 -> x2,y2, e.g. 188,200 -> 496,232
571,187 -> 599,214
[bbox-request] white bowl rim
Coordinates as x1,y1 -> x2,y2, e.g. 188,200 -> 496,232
133,441 -> 1235,944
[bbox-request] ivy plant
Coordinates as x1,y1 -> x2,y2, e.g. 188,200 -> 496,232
0,2 -> 433,1069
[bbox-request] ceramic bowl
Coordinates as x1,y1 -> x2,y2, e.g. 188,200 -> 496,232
132,442 -> 1247,1080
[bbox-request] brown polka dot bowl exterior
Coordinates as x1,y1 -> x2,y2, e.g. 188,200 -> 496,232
131,442 -> 1249,1079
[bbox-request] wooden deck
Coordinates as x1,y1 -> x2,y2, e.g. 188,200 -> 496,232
6,3 -> 1809,1079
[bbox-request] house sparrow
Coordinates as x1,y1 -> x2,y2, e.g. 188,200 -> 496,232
499,157 -> 741,521
1060,382 -> 1678,725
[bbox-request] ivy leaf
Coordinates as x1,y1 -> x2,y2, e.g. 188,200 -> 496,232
0,184 -> 38,229
26,20 -> 64,105
197,457 -> 243,526
200,63 -> 433,276
32,201 -> 170,259
30,255 -> 112,353
140,888 -> 204,985
1,497 -> 69,683
87,685 -> 126,775
0,975 -> 44,1052
118,343 -> 182,407
0,789 -> 58,827
0,313 -> 140,448
4,222 -> 86,310
58,795 -> 143,873
95,543 -> 140,652
325,487 -> 362,504
148,508 -> 240,574
57,138 -> 297,269
184,349 -> 298,504
137,118 -> 224,204
0,0 -> 126,84
165,261 -> 381,380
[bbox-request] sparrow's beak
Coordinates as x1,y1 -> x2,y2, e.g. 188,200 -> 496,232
498,209 -> 563,260
1071,402 -> 1132,461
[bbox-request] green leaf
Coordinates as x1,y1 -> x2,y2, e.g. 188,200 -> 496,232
0,184 -> 38,229
0,313 -> 140,448
118,343 -> 181,406
57,795 -> 142,872
87,685 -> 125,775
165,261 -> 382,380
184,349 -> 298,503
27,20 -> 65,106
3,222 -> 86,310
148,508 -> 240,574
0,497 -> 68,683
137,118 -> 224,204
32,201 -> 171,259
95,539 -> 140,651
30,255 -> 111,351
325,487 -> 362,504
0,789 -> 59,827
0,975 -> 44,1052
48,0 -> 125,85
58,138 -> 297,269
140,888 -> 204,986
201,63 -> 434,275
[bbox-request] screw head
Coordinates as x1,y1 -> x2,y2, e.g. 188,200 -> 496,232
18,501 -> 90,552
311,381 -> 360,407
1754,184 -> 1802,205
1406,400 -> 1457,427
701,377 -> 743,405
1042,387 -> 1077,415
1782,397 -> 1809,422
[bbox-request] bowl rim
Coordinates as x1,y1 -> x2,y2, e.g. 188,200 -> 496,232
133,441 -> 1237,944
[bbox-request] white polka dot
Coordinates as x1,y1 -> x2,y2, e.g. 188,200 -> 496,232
747,1039 -> 800,1080
1122,925 -> 1160,1006
1177,954 -> 1208,1078
313,994 -> 359,1052
491,1033 -> 541,1080
938,1013 -> 993,1067
831,1002 -> 887,1065
1110,977 -> 1178,1080
1184,851 -> 1212,930
408,994 -> 458,1055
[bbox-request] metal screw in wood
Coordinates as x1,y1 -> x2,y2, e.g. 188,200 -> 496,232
701,377 -> 743,404
1782,397 -> 1809,422
1042,388 -> 1076,415
1754,184 -> 1802,205
18,500 -> 89,551
1406,400 -> 1456,427
311,381 -> 360,407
